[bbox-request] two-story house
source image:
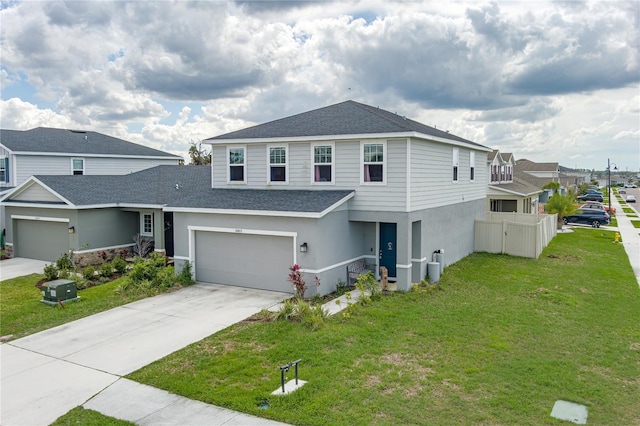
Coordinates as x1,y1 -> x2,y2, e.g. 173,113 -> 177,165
167,101 -> 492,294
0,127 -> 182,237
487,150 -> 542,214
1,101 -> 492,295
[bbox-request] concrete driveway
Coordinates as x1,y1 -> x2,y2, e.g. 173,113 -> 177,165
1,283 -> 289,425
0,257 -> 50,281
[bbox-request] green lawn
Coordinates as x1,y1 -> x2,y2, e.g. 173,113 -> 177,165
50,407 -> 134,426
0,274 -> 144,340
124,229 -> 640,425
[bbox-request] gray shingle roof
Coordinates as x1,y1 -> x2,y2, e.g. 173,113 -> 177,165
489,176 -> 543,196
24,166 -> 353,213
33,166 -> 210,206
206,100 -> 490,149
167,188 -> 354,212
1,127 -> 181,158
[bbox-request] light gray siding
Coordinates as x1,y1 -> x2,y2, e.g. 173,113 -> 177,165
77,209 -> 139,251
14,155 -> 178,186
410,141 -> 488,211
11,183 -> 62,203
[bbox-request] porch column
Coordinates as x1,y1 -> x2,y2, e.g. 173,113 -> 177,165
395,218 -> 412,291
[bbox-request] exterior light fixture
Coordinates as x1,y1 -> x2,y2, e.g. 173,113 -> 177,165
68,226 -> 75,234
299,242 -> 308,253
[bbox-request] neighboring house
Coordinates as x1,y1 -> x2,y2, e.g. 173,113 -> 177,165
558,165 -> 589,189
1,166 -> 209,264
0,127 -> 182,232
1,101 -> 493,295
514,158 -> 562,203
487,151 -> 542,214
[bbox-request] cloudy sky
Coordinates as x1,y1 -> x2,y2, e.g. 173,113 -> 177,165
1,1 -> 638,171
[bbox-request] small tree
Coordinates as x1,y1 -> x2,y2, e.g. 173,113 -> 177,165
542,181 -> 561,195
188,141 -> 211,165
544,192 -> 577,229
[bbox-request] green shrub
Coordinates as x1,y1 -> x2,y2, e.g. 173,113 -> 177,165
156,266 -> 177,290
58,269 -> 71,280
99,262 -> 114,278
112,256 -> 127,274
43,264 -> 58,281
275,298 -> 328,330
177,261 -> 195,286
74,276 -> 90,290
355,271 -> 381,305
56,252 -> 74,271
335,278 -> 348,296
82,265 -> 95,281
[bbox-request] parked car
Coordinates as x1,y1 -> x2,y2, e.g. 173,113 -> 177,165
585,189 -> 603,195
580,202 -> 616,215
619,188 -> 627,194
577,193 -> 604,202
563,209 -> 610,228
626,195 -> 636,203
624,184 -> 637,188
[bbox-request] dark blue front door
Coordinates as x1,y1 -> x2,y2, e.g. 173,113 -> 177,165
379,223 -> 397,277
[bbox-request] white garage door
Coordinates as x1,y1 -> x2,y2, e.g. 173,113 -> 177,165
15,219 -> 69,262
195,231 -> 294,293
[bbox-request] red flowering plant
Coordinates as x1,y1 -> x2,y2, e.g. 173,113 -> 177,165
288,264 -> 307,299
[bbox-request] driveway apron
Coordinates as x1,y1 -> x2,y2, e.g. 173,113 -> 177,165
1,283 -> 288,425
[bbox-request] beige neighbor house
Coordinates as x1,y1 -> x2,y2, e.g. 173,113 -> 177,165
487,151 -> 542,214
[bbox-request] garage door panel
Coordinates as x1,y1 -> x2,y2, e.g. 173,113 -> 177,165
16,220 -> 69,262
195,232 -> 293,293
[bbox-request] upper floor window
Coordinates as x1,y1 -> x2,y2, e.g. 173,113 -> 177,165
72,158 -> 84,175
491,164 -> 499,182
0,157 -> 8,183
362,142 -> 385,183
269,145 -> 288,183
452,148 -> 459,182
141,213 -> 153,237
312,144 -> 333,184
469,151 -> 475,182
228,146 -> 246,183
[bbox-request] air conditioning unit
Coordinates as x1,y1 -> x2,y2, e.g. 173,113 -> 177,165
41,279 -> 80,305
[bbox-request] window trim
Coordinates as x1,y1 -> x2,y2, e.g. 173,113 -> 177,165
452,148 -> 459,183
267,144 -> 288,184
311,142 -> 335,185
227,145 -> 247,184
360,141 -> 386,185
140,212 -> 154,237
71,158 -> 84,175
0,156 -> 8,184
469,151 -> 475,182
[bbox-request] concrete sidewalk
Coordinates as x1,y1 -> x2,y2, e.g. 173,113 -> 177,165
610,195 -> 640,287
1,283 -> 289,425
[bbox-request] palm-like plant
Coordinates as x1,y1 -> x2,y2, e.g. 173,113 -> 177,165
544,192 -> 577,229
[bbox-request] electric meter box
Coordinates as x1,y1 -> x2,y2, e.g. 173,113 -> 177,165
41,279 -> 79,304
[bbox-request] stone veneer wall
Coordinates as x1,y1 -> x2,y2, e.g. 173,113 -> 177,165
72,247 -> 134,268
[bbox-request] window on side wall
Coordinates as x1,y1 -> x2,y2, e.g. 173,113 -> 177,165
313,144 -> 333,183
0,157 -> 7,183
228,147 -> 246,183
362,142 -> 385,183
72,158 -> 84,175
452,148 -> 459,182
141,213 -> 153,236
470,151 -> 475,182
269,146 -> 287,183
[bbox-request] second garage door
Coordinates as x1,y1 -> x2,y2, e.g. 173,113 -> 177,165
15,219 -> 69,262
195,231 -> 294,293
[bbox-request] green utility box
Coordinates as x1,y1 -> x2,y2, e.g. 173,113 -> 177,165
41,279 -> 80,305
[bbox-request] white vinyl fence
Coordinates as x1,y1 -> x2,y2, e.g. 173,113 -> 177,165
475,212 -> 558,259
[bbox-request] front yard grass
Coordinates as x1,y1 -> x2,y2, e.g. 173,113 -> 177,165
0,274 -> 145,340
128,228 -> 640,425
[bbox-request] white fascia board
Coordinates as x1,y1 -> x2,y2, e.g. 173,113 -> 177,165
205,131 -> 493,152
317,192 -> 355,217
0,176 -> 74,205
118,203 -> 165,209
12,151 -> 180,160
0,143 -> 11,153
164,206 -> 324,219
